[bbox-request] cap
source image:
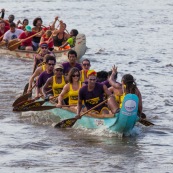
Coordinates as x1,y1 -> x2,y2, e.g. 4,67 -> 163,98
87,70 -> 97,78
25,25 -> 32,32
40,42 -> 48,48
55,64 -> 64,70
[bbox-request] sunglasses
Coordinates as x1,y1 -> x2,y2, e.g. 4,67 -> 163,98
41,47 -> 48,49
83,63 -> 90,66
72,74 -> 80,77
56,69 -> 63,72
48,63 -> 55,66
89,78 -> 96,81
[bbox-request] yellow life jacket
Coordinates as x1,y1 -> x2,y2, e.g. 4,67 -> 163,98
80,70 -> 85,83
118,93 -> 125,108
42,64 -> 46,71
68,82 -> 81,105
52,75 -> 66,97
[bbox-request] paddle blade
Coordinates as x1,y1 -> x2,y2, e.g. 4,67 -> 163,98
30,106 -> 56,111
12,93 -> 31,107
8,39 -> 21,51
139,119 -> 154,126
13,101 -> 48,112
0,41 -> 6,47
23,100 -> 46,108
14,99 -> 35,109
13,105 -> 56,112
23,83 -> 29,95
54,118 -> 77,128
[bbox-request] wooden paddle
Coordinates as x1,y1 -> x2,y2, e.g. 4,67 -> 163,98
12,83 -> 36,107
8,31 -> 42,51
23,83 -> 29,95
22,81 -> 37,97
54,98 -> 109,128
0,41 -> 6,46
13,99 -> 37,110
12,92 -> 32,107
13,104 -> 75,112
13,87 -> 53,108
57,18 -> 69,34
139,118 -> 154,126
14,99 -> 54,111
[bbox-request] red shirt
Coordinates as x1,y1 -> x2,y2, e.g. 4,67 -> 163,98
18,26 -> 25,31
0,26 -> 10,38
4,20 -> 10,27
42,35 -> 54,48
19,31 -> 36,46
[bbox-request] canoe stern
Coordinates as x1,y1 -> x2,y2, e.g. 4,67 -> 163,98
110,94 -> 139,134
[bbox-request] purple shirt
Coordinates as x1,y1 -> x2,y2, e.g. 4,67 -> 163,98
62,62 -> 82,75
79,83 -> 107,112
101,80 -> 111,88
37,71 -> 54,88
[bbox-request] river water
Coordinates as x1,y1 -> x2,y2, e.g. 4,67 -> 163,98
0,0 -> 173,172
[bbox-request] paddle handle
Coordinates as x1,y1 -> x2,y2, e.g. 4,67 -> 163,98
47,104 -> 76,109
23,31 -> 42,42
79,97 -> 110,118
57,18 -> 69,34
8,31 -> 42,49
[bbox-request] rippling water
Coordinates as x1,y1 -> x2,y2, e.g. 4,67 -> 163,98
0,0 -> 173,172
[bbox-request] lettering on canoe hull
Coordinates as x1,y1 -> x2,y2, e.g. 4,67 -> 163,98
95,119 -> 104,126
124,100 -> 136,112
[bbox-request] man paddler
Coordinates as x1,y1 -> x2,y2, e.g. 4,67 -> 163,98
42,64 -> 67,101
62,50 -> 82,76
35,55 -> 56,98
76,70 -> 119,117
33,42 -> 54,72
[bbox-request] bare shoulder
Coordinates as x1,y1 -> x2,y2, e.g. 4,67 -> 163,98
64,83 -> 70,90
53,29 -> 60,35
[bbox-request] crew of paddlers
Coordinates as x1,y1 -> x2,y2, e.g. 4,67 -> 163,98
0,8 -> 145,119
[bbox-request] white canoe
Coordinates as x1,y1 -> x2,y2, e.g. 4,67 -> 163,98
0,34 -> 87,62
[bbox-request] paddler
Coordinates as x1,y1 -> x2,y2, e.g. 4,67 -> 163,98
35,55 -> 56,99
42,64 -> 67,101
0,19 -> 9,41
27,54 -> 52,94
76,70 -> 119,117
56,67 -> 82,107
80,59 -> 91,83
108,65 -> 145,118
33,42 -> 54,73
62,50 -> 82,76
2,22 -> 23,44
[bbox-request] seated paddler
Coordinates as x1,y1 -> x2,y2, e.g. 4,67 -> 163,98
108,65 -> 145,118
76,70 -> 119,118
42,63 -> 68,102
56,67 -> 82,108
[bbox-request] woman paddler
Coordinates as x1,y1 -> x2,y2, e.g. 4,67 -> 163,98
108,65 -> 144,117
56,67 -> 82,107
32,17 -> 43,51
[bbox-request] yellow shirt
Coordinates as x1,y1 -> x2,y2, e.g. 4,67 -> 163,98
68,82 -> 81,105
42,64 -> 46,71
118,93 -> 125,108
80,70 -> 85,83
52,75 -> 66,96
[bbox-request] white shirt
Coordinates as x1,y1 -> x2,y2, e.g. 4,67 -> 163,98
3,29 -> 23,41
